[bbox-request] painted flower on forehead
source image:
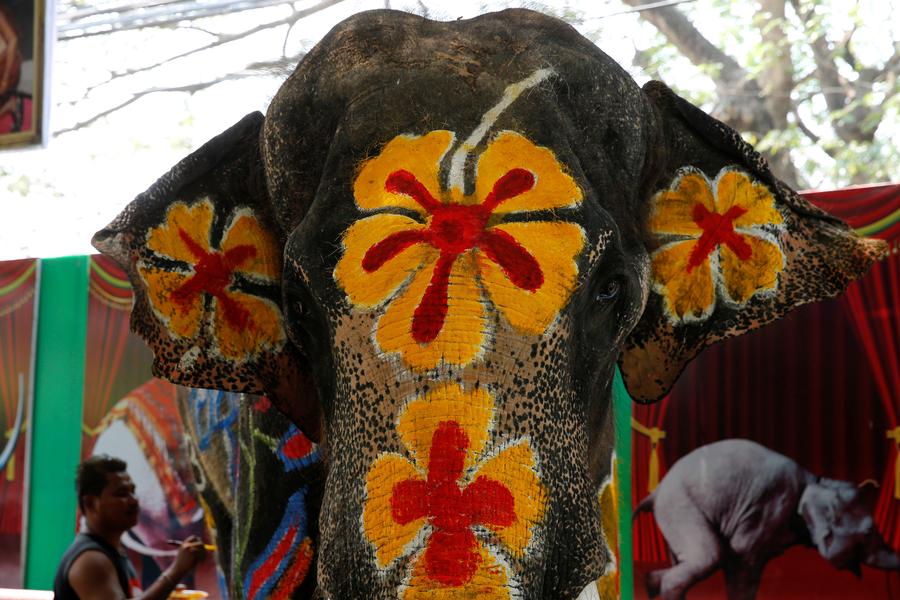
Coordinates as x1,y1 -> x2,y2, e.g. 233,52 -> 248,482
362,383 -> 547,598
648,167 -> 786,324
334,129 -> 586,370
138,199 -> 285,361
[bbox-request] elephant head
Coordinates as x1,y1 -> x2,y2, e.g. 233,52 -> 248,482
92,9 -> 885,599
799,480 -> 900,575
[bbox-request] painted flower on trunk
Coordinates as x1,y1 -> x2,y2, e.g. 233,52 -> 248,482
362,383 -> 547,599
138,199 -> 285,361
334,130 -> 585,370
648,168 -> 786,324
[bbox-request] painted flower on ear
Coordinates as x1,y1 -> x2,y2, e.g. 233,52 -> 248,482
648,168 -> 785,324
362,383 -> 547,599
138,199 -> 285,361
333,130 -> 585,371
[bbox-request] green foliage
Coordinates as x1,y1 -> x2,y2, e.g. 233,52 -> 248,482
623,0 -> 899,188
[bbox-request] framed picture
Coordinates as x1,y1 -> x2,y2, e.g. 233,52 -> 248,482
0,0 -> 51,148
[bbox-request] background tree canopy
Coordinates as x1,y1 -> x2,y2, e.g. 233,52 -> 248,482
3,0 -> 898,258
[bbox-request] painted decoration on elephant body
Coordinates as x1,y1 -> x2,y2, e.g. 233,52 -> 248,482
362,382 -> 547,598
648,167 -> 786,325
0,258 -> 37,587
335,71 -> 586,372
84,255 -> 222,596
137,199 -> 285,364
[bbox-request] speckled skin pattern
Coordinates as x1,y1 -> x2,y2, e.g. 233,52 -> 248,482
92,8 -> 885,600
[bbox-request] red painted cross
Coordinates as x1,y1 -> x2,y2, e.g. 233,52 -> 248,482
687,204 -> 753,271
390,421 -> 515,586
171,228 -> 257,330
362,169 -> 544,344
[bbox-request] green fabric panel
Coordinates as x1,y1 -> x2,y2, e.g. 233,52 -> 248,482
25,256 -> 88,590
613,367 -> 633,600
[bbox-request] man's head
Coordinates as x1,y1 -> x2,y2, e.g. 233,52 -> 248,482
77,454 -> 139,532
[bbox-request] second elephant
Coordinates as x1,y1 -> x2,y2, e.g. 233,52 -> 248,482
635,438 -> 900,600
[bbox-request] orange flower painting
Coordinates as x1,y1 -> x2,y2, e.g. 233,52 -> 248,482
137,199 -> 285,361
648,168 -> 786,324
362,383 -> 547,599
334,130 -> 586,370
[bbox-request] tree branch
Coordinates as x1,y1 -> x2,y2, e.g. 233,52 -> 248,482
55,74 -> 268,135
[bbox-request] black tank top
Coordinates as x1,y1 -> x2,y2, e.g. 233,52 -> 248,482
53,532 -> 137,599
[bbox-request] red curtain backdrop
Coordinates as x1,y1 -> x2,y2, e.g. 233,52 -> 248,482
632,183 -> 900,563
0,259 -> 37,538
82,255 -> 153,457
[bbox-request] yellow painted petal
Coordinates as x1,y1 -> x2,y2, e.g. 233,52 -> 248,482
469,440 -> 547,557
403,543 -> 510,600
376,252 -> 487,371
137,266 -> 201,339
334,214 -> 435,309
397,383 -> 495,474
363,454 -> 427,568
220,210 -> 282,279
475,132 -> 582,213
596,458 -> 619,600
147,200 -> 214,262
355,131 -> 455,213
719,234 -> 784,305
477,222 -> 585,335
212,291 -> 286,361
648,171 -> 714,237
715,169 -> 784,229
650,240 -> 716,323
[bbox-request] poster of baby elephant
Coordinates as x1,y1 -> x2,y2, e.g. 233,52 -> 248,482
635,440 -> 900,600
631,182 -> 899,600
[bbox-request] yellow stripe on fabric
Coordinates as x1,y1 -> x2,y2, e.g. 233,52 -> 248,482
0,262 -> 37,298
854,207 -> 900,237
90,257 -> 132,289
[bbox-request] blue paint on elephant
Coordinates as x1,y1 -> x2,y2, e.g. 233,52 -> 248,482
276,423 -> 321,472
242,487 -> 311,599
187,388 -> 239,485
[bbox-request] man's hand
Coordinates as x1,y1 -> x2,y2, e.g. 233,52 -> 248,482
168,535 -> 208,580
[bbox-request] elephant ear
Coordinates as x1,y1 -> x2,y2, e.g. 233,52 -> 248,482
619,81 -> 887,402
92,112 -> 321,441
799,483 -> 839,559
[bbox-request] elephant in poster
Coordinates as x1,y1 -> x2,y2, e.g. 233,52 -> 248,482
92,9 -> 885,599
635,439 -> 900,600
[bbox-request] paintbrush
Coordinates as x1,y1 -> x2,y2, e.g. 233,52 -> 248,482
166,539 -> 216,551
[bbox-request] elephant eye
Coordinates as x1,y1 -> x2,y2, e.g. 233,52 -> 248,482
595,279 -> 621,303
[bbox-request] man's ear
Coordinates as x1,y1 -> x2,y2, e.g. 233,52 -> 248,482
619,81 -> 887,403
92,112 -> 321,441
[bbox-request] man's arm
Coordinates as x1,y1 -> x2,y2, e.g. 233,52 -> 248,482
68,539 -> 206,600
67,550 -> 129,600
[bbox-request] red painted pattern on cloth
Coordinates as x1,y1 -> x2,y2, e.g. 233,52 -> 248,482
270,538 -> 315,600
282,430 -> 313,460
390,421 -> 515,586
171,228 -> 257,329
688,204 -> 752,270
362,168 -> 543,343
246,524 -> 299,599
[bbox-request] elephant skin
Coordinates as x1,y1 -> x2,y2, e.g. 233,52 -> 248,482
634,439 -> 900,600
92,9 -> 885,599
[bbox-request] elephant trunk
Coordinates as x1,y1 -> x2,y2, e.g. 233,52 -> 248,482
865,545 -> 900,570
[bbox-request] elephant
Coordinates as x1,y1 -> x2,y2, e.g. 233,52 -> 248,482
634,439 -> 900,600
91,8 -> 886,599
175,387 -> 323,600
